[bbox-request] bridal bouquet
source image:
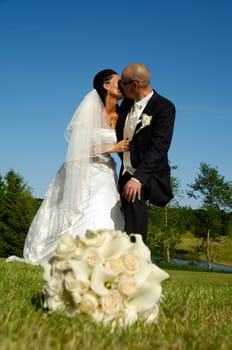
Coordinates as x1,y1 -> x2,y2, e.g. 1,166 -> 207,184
42,229 -> 169,327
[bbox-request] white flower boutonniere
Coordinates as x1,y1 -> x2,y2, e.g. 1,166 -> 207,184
135,114 -> 152,134
141,113 -> 152,128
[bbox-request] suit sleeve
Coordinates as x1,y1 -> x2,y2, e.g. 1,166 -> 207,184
133,101 -> 175,187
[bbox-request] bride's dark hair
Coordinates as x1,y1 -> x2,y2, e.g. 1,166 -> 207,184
93,69 -> 117,105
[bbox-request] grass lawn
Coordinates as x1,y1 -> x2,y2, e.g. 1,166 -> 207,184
0,259 -> 232,350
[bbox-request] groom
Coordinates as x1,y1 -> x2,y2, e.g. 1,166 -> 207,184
116,63 -> 176,243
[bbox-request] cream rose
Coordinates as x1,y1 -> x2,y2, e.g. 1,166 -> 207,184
73,246 -> 86,260
79,291 -> 99,313
118,275 -> 137,296
107,257 -> 127,274
101,292 -> 123,315
84,247 -> 104,267
122,250 -> 140,273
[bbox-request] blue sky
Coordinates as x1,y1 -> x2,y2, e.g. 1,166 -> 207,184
0,0 -> 231,208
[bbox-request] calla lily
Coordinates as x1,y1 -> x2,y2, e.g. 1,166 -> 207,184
125,281 -> 162,313
99,233 -> 131,259
91,264 -> 117,296
132,262 -> 153,286
68,260 -> 90,283
129,234 -> 151,262
79,229 -> 116,247
79,230 -> 104,247
148,264 -> 169,283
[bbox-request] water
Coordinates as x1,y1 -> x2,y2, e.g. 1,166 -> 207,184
171,258 -> 232,273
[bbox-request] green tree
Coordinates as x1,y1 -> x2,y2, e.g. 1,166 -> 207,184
187,162 -> 232,268
0,170 -> 41,257
148,166 -> 183,262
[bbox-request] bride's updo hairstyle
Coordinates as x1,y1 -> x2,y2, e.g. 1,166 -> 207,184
93,69 -> 117,106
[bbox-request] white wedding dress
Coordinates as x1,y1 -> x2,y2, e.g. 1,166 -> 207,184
7,128 -> 124,265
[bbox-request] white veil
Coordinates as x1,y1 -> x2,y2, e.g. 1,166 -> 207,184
60,89 -> 112,216
6,89 -> 117,264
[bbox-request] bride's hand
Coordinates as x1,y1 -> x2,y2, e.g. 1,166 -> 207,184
113,139 -> 130,153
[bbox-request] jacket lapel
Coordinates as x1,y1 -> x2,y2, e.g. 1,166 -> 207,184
134,90 -> 158,135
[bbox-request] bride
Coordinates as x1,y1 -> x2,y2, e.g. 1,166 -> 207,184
7,69 -> 130,264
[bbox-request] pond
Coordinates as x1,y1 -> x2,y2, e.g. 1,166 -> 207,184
171,258 -> 232,272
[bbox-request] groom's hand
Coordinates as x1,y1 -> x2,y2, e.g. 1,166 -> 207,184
123,178 -> 142,202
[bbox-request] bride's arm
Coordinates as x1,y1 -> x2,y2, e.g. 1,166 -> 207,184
91,139 -> 130,155
103,139 -> 130,154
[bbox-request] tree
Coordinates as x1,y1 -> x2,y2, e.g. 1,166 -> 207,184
148,166 -> 183,262
187,162 -> 232,268
0,170 -> 41,257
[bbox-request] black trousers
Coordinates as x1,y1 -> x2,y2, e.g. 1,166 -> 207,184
119,172 -> 149,243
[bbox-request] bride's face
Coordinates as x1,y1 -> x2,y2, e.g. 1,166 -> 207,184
106,74 -> 124,100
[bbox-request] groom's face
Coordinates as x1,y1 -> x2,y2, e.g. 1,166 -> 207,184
119,69 -> 136,99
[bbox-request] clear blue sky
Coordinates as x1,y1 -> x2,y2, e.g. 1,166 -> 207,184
0,0 -> 231,208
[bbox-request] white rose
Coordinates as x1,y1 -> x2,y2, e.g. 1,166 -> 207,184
53,259 -> 71,272
122,250 -> 140,273
79,291 -> 99,313
45,295 -> 64,311
101,292 -> 123,315
55,234 -> 75,259
45,274 -> 63,297
71,291 -> 82,305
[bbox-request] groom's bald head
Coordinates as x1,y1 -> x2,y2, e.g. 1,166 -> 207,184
122,63 -> 151,87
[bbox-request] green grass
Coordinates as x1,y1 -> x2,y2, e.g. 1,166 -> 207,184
1,259 -> 232,350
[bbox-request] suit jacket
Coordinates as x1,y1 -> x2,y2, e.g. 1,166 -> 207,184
116,89 -> 176,207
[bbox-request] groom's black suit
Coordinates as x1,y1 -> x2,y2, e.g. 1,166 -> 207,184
116,90 -> 175,240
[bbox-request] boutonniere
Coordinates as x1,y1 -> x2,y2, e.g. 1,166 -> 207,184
135,114 -> 152,134
141,113 -> 152,127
